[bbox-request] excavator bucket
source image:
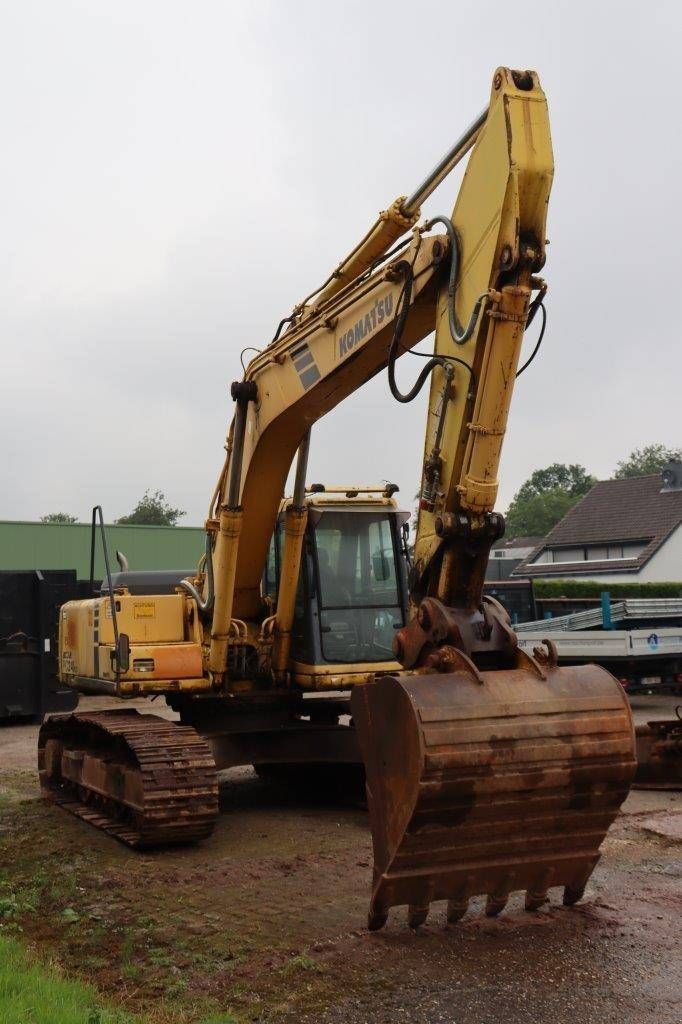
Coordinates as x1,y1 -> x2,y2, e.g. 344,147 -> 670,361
634,717 -> 682,789
351,656 -> 636,929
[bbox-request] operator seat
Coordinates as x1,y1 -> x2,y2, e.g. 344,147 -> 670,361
317,549 -> 352,607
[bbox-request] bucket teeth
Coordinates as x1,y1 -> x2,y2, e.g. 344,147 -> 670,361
446,897 -> 469,924
368,905 -> 389,932
563,883 -> 587,907
563,864 -> 592,906
408,902 -> 430,929
485,892 -> 509,917
525,889 -> 549,912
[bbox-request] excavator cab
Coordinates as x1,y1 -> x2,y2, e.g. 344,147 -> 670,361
264,489 -> 410,682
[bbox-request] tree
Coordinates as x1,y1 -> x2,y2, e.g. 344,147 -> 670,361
613,444 -> 682,479
505,489 -> 578,539
511,463 -> 596,503
504,462 -> 596,539
40,512 -> 78,524
116,490 -> 185,526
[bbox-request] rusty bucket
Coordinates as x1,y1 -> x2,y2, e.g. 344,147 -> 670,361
351,656 -> 636,929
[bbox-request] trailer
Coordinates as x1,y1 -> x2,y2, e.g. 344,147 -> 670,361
516,599 -> 682,695
0,570 -> 82,722
516,598 -> 682,788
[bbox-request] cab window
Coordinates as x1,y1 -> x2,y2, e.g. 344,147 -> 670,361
314,511 -> 403,663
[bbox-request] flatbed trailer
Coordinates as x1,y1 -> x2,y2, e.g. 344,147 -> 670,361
515,601 -> 682,788
516,599 -> 682,695
516,627 -> 682,695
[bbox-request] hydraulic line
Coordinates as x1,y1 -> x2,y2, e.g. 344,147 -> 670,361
424,216 -> 489,344
386,262 -> 442,404
386,236 -> 478,404
180,531 -> 215,617
516,299 -> 547,378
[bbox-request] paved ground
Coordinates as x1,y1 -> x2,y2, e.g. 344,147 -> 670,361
0,694 -> 679,1024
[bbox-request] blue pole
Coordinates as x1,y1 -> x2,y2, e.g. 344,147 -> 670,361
601,591 -> 613,630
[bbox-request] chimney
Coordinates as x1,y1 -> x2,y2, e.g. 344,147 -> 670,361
661,460 -> 682,493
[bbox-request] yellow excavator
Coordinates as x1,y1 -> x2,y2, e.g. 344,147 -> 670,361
40,68 -> 636,930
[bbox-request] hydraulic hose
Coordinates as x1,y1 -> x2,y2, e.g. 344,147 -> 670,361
387,262 -> 445,403
424,216 -> 489,344
180,531 -> 215,617
386,249 -> 477,404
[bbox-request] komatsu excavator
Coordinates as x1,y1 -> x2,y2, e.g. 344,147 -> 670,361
40,68 -> 637,930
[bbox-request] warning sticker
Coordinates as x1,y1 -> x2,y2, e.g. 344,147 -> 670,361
134,602 -> 156,619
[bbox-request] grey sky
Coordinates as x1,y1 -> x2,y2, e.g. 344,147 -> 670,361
1,1 -> 680,526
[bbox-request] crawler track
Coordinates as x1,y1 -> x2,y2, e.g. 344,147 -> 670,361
38,710 -> 218,847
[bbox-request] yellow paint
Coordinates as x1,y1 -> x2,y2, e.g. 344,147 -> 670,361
291,660 -> 400,691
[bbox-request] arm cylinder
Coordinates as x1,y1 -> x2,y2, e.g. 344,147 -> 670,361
401,108 -> 487,217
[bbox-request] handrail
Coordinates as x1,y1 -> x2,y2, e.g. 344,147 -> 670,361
89,505 -> 125,679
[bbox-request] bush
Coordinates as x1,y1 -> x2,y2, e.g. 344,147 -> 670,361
532,580 -> 682,599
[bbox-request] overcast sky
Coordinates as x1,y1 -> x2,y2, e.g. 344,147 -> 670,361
1,1 -> 679,526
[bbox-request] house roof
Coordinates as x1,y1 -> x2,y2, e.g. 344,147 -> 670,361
514,474 -> 682,577
492,535 -> 544,551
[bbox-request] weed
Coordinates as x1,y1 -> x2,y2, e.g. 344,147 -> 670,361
147,946 -> 175,969
122,963 -> 144,982
0,894 -> 20,920
163,976 -> 188,999
0,883 -> 40,921
281,953 -> 322,975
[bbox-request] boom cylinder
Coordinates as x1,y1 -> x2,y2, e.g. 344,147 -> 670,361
271,432 -> 310,680
208,384 -> 254,681
209,507 -> 243,679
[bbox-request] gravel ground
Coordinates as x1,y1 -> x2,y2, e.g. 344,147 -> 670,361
0,693 -> 679,1024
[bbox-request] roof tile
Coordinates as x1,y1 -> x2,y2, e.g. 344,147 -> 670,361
514,475 -> 682,576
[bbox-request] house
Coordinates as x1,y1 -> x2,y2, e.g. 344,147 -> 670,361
486,536 -> 544,581
514,465 -> 682,583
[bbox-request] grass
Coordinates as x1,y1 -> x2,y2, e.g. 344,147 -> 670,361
0,934 -> 240,1024
0,934 -> 137,1024
281,954 -> 323,976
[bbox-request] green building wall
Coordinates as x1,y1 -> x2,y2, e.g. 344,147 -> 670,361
0,521 -> 205,580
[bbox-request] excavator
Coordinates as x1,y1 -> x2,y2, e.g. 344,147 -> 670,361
39,68 -> 637,930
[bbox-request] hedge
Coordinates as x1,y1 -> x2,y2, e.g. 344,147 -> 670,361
532,580 -> 682,599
